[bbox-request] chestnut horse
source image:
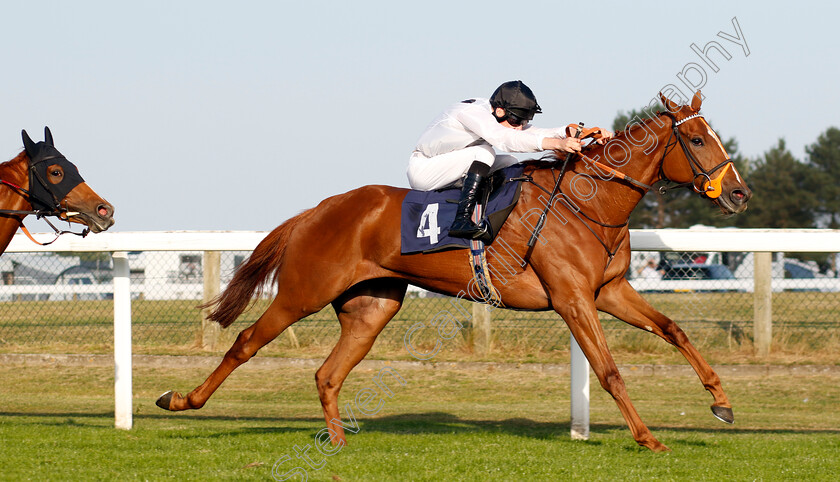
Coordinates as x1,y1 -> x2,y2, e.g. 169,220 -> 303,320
0,127 -> 114,251
157,92 -> 750,451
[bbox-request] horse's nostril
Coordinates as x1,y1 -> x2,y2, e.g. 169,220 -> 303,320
97,204 -> 113,218
730,189 -> 747,204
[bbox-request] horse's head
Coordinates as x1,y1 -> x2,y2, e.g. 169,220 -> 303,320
659,91 -> 751,215
21,127 -> 115,233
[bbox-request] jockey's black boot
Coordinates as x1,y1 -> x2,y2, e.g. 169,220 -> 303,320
448,162 -> 492,243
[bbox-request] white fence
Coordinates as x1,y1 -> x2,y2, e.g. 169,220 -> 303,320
5,228 -> 840,437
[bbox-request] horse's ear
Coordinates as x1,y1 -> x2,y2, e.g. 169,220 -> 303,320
44,126 -> 54,146
658,92 -> 680,113
21,129 -> 36,156
690,91 -> 702,111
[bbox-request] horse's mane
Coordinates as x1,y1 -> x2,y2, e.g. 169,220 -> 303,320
613,110 -> 668,136
0,151 -> 28,176
1,151 -> 26,166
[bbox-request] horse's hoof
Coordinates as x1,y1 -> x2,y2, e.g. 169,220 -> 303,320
711,405 -> 734,424
640,439 -> 670,453
651,442 -> 671,453
156,390 -> 175,411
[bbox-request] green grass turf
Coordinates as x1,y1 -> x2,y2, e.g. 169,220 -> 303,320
1,363 -> 839,480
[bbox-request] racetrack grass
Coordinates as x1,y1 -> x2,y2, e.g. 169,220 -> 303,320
1,364 -> 839,480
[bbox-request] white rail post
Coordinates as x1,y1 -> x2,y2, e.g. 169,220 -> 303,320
112,251 -> 132,430
570,334 -> 590,440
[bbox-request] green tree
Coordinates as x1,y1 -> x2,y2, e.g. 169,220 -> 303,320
740,139 -> 817,228
805,127 -> 840,228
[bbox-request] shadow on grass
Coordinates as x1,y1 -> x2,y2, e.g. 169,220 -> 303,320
3,410 -> 839,441
349,412 -> 840,439
359,412 -> 571,440
0,411 -> 321,423
0,410 -> 323,436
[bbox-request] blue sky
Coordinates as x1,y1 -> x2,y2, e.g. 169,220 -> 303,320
1,1 -> 837,231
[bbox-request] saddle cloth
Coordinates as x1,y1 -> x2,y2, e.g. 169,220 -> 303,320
400,164 -> 524,254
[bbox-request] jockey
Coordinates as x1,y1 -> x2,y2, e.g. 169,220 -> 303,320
407,80 -> 609,242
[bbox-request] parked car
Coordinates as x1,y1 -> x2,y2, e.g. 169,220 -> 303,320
52,269 -> 109,301
783,261 -> 815,279
782,260 -> 821,292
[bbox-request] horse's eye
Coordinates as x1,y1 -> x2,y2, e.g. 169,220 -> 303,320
47,166 -> 64,184
691,137 -> 704,147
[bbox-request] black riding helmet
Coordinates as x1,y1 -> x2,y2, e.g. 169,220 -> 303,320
489,80 -> 542,122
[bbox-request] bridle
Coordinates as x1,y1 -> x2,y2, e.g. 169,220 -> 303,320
0,156 -> 89,245
657,112 -> 734,199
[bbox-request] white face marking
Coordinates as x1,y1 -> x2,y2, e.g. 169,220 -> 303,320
700,117 -> 743,182
700,118 -> 728,158
730,162 -> 743,183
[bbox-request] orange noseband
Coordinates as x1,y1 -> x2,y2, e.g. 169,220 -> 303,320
696,161 -> 733,199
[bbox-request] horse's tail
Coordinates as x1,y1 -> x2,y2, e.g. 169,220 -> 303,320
201,210 -> 309,328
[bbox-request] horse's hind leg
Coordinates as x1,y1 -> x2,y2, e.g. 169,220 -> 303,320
315,278 -> 407,445
595,278 -> 733,423
157,297 -> 303,412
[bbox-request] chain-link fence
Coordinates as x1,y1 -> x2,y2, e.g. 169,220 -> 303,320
0,249 -> 838,360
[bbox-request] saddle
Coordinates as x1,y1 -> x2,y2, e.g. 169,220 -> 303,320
400,164 -> 524,255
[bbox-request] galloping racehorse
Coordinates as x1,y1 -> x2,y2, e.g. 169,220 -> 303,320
157,92 -> 750,451
0,127 -> 114,251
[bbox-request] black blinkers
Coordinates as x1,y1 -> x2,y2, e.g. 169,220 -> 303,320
21,127 -> 85,212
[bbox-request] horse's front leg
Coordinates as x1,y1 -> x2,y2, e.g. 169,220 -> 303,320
595,277 -> 734,424
552,289 -> 669,452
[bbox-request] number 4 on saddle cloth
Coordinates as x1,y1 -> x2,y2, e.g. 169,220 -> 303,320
400,164 -> 526,305
401,164 -> 525,254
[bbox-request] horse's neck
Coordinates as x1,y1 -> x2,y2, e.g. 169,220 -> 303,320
567,122 -> 672,223
0,152 -> 30,205
0,153 -> 31,252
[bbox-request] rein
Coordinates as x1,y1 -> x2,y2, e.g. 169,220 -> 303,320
519,131 -> 659,262
0,164 -> 89,246
578,152 -> 655,192
520,161 -> 629,263
526,123 -> 585,248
